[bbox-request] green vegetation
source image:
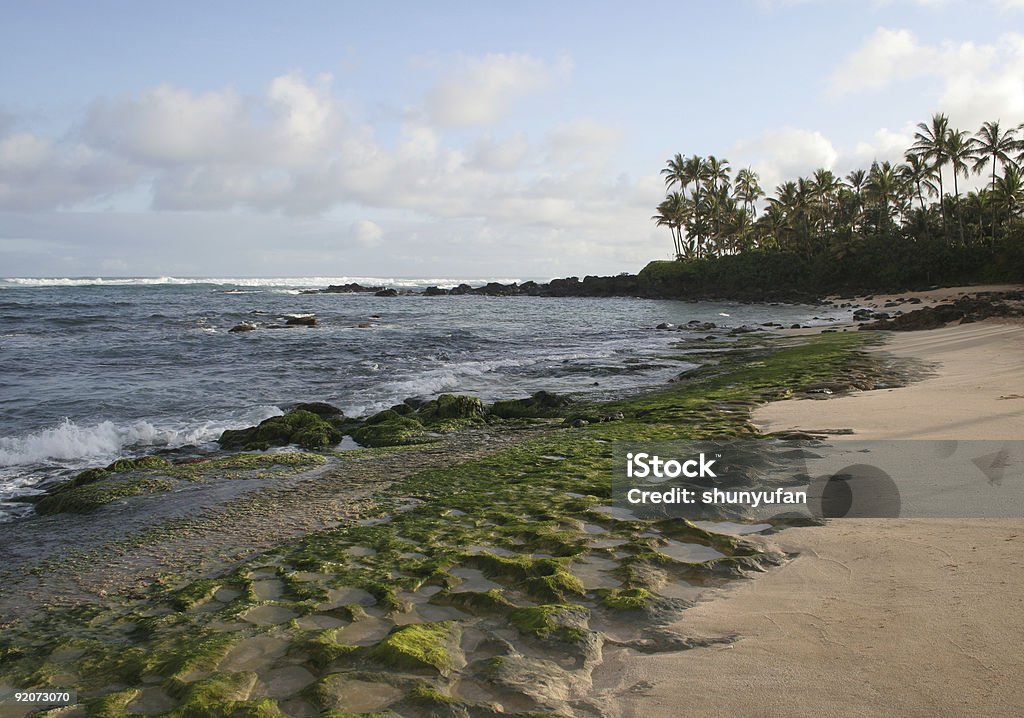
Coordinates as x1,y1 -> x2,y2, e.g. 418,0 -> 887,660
489,390 -> 572,419
598,587 -> 655,611
651,114 -> 1024,296
218,409 -> 344,451
367,622 -> 460,673
508,604 -> 589,642
27,452 -> 325,514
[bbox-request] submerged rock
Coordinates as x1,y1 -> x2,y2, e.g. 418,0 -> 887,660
284,315 -> 317,326
228,323 -> 257,333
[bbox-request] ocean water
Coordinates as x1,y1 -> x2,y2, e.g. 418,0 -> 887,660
0,276 -> 851,520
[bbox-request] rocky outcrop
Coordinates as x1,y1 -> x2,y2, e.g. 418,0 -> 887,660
860,291 -> 1024,331
218,409 -> 345,451
322,283 -> 384,293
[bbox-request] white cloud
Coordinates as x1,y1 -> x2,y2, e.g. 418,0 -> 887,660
351,219 -> 383,247
423,53 -> 570,127
828,28 -> 1024,126
729,127 -> 839,191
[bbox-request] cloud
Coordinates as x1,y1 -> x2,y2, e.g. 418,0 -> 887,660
828,28 -> 1024,126
351,219 -> 383,247
546,119 -> 623,167
729,127 -> 839,191
423,53 -> 570,127
0,53 -> 672,270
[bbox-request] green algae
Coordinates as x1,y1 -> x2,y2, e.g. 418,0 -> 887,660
508,604 -> 589,642
302,629 -> 360,664
33,477 -> 174,515
351,416 -> 429,448
218,409 -> 343,451
598,587 -> 655,611
462,553 -> 585,602
367,622 -> 460,673
86,688 -> 140,717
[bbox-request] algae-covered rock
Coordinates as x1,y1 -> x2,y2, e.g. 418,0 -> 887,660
218,409 -> 343,451
508,604 -> 589,642
291,402 -> 343,418
488,390 -> 572,419
418,394 -> 484,422
33,477 -> 174,515
367,621 -> 463,674
463,553 -> 585,602
350,416 -> 426,448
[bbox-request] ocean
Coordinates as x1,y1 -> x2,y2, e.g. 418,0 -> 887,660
0,276 -> 851,521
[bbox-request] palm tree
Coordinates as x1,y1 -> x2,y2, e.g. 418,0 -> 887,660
993,164 -> 1024,230
972,121 -> 1019,242
866,161 -> 900,234
911,112 -> 951,240
652,191 -> 690,259
899,153 -> 932,212
733,167 -> 763,218
946,128 -> 977,243
661,153 -> 689,194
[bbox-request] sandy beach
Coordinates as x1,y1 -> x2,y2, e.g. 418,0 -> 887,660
598,291 -> 1024,717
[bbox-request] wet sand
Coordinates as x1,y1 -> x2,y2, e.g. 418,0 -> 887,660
597,313 -> 1024,717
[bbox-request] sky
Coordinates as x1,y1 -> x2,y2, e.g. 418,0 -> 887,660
1,0 -> 1023,279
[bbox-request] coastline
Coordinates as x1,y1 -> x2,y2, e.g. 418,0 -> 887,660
1,286 -> 1021,716
598,298 -> 1024,716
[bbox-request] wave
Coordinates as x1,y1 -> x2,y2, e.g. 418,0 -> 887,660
0,406 -> 282,468
0,276 -> 538,290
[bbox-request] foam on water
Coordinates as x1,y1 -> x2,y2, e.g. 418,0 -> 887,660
0,406 -> 282,468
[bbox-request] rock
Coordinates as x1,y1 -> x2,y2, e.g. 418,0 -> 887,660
229,323 -> 257,333
351,416 -> 425,447
218,409 -> 343,451
323,283 -> 383,293
419,394 -> 484,421
655,322 -> 675,330
489,391 -> 572,419
375,288 -> 398,297
424,286 -> 450,296
870,312 -> 890,320
284,315 -> 316,326
291,402 -> 344,418
448,283 -> 474,295
790,323 -> 802,329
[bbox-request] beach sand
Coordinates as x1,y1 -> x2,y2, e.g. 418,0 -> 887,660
597,310 -> 1024,716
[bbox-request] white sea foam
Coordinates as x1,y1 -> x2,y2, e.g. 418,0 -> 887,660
0,276 -> 535,289
0,406 -> 282,468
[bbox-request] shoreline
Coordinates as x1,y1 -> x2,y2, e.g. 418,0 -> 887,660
1,286 -> 1021,716
598,305 -> 1024,716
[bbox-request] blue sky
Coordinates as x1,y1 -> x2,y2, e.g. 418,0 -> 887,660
1,0 -> 1023,278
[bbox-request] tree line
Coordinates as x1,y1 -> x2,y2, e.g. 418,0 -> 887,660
653,113 -> 1024,267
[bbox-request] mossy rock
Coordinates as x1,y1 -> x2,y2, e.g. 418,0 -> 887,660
168,672 -> 283,717
463,553 -> 585,602
598,587 -> 655,611
351,416 -> 427,448
218,409 -> 343,451
364,409 -> 403,425
33,477 -> 174,515
436,588 -> 514,615
86,688 -> 140,717
367,621 -> 462,674
418,394 -> 484,422
489,391 -> 572,419
508,604 -> 589,643
291,401 -> 344,418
